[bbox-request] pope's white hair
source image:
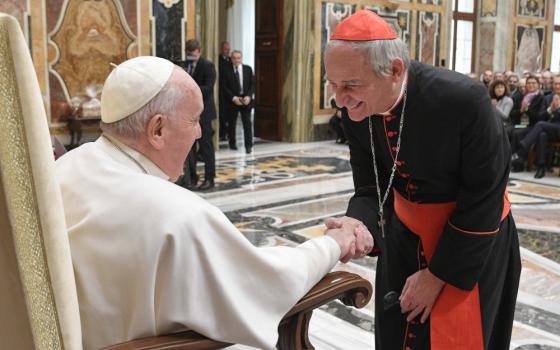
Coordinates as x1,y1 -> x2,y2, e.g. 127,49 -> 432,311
327,38 -> 410,76
100,67 -> 185,140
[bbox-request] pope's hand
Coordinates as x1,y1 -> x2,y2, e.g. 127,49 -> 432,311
324,227 -> 355,263
399,268 -> 445,323
325,216 -> 374,262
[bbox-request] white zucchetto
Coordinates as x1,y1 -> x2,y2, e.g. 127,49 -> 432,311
101,56 -> 174,123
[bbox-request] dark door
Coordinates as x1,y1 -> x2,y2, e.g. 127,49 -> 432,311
254,0 -> 282,140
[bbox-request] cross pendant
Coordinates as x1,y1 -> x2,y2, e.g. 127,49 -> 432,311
378,215 -> 386,238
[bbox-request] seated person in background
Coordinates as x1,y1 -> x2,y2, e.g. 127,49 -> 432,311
508,73 -> 520,96
512,75 -> 560,178
510,75 -> 545,161
481,69 -> 493,88
510,77 -> 526,126
489,80 -> 514,132
493,71 -> 505,82
541,70 -> 554,96
55,56 -> 373,350
328,99 -> 347,144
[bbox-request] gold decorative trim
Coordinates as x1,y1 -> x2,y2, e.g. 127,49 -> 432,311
0,20 -> 64,350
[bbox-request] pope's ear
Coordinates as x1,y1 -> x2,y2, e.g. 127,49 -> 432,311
145,114 -> 165,150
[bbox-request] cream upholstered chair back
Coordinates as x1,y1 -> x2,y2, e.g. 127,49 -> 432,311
0,13 -> 82,350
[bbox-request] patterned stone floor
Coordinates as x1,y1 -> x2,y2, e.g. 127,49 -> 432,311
197,140 -> 560,350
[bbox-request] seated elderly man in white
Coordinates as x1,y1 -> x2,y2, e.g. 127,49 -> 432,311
56,56 -> 373,350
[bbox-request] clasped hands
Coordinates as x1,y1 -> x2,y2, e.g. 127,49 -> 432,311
233,96 -> 251,106
324,216 -> 374,263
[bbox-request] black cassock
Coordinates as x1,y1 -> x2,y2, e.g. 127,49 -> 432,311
343,61 -> 521,350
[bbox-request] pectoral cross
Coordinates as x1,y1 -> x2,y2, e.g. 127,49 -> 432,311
378,214 -> 385,238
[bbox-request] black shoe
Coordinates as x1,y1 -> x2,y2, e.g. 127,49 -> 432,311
246,147 -> 252,154
511,155 -> 525,172
229,145 -> 238,150
534,167 -> 546,179
198,179 -> 215,191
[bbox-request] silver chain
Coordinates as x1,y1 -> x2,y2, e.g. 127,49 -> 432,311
368,88 -> 407,236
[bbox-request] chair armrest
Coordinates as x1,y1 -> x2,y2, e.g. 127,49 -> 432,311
101,330 -> 230,350
102,271 -> 372,350
282,271 -> 372,320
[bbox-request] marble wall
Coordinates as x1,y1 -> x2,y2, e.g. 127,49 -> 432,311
478,22 -> 496,73
509,0 -> 554,72
313,0 -> 447,115
1,0 -> 195,135
49,0 -> 135,123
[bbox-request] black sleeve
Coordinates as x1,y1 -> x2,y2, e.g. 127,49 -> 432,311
221,68 -> 237,101
509,94 -> 522,125
429,84 -> 510,291
198,61 -> 216,97
342,112 -> 385,250
529,95 -> 546,123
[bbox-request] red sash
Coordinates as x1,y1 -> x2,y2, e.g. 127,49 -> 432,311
393,190 -> 510,350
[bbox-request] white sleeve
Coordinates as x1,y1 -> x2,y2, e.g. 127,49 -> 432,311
159,203 -> 340,350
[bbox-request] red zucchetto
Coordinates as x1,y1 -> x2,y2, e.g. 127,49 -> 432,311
331,9 -> 397,41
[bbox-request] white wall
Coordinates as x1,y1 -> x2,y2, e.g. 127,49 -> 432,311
226,0 -> 255,69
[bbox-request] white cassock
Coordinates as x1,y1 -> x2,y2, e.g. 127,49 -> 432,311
55,135 -> 340,350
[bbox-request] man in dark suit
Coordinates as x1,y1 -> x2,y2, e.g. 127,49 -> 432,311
178,39 -> 217,190
218,41 -> 232,141
222,50 -> 254,153
512,75 -> 560,178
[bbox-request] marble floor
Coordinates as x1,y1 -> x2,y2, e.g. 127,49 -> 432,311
194,139 -> 560,350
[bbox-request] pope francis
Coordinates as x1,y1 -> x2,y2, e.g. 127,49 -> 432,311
55,56 -> 373,350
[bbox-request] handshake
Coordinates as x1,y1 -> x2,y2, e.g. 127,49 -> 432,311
324,216 -> 374,263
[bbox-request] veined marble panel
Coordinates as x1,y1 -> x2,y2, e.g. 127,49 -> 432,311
243,193 -> 352,228
120,0 -> 137,35
319,2 -> 356,110
479,22 -> 495,74
49,0 -> 135,121
519,248 -> 560,312
511,321 -> 560,349
0,1 -> 26,30
509,181 -> 560,201
46,0 -> 64,33
415,11 -> 440,66
514,24 -> 545,73
209,154 -> 351,192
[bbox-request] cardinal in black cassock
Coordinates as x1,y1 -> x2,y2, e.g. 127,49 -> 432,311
325,10 -> 521,350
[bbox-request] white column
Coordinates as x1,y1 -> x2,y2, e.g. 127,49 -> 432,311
493,0 -> 513,71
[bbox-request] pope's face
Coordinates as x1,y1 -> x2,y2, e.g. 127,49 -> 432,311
325,44 -> 398,121
163,71 -> 202,181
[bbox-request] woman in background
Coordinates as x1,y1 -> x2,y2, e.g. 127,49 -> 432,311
489,80 -> 514,133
